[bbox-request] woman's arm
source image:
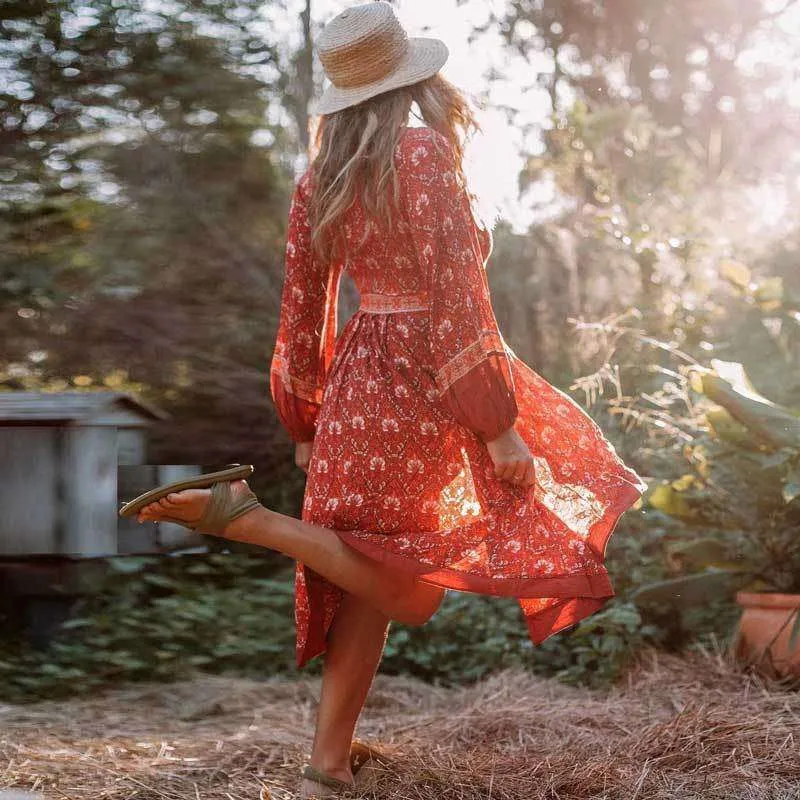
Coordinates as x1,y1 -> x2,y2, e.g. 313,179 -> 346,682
269,171 -> 343,450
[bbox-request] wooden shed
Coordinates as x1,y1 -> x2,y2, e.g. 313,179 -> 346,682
0,391 -> 168,556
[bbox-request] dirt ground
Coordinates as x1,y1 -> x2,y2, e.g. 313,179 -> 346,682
2,642 -> 799,800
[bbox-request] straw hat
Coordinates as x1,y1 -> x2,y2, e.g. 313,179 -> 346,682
310,2 -> 449,116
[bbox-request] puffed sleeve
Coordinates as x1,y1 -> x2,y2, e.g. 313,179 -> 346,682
402,129 -> 519,443
269,171 -> 343,443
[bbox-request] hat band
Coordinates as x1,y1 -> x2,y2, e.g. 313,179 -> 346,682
319,23 -> 409,90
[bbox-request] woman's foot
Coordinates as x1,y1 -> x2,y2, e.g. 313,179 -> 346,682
136,479 -> 255,533
297,777 -> 349,799
297,765 -> 355,799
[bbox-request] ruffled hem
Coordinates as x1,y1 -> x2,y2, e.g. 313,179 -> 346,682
333,529 -> 616,597
522,596 -> 611,645
295,477 -> 643,668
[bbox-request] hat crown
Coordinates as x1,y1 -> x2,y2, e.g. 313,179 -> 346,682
317,3 -> 405,52
316,2 -> 409,90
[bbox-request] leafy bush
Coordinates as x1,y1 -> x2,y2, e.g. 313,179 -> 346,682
387,591 -> 663,690
0,542 -> 669,701
0,554 -> 299,701
633,361 -> 800,610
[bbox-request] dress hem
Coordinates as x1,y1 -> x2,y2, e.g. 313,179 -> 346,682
334,476 -> 642,599
334,529 -> 616,598
295,477 -> 644,667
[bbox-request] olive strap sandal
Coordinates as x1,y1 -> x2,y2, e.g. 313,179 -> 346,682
299,740 -> 390,796
118,464 -> 261,534
300,765 -> 354,794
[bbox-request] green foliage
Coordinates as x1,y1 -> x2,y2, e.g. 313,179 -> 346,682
385,592 -> 663,691
625,356 -> 800,654
566,257 -> 800,654
0,544 -> 671,702
541,602 -> 664,689
0,554 -> 299,702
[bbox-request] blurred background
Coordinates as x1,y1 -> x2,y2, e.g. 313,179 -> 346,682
1,0 -> 799,698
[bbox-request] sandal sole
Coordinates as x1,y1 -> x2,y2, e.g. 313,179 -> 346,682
118,464 -> 254,519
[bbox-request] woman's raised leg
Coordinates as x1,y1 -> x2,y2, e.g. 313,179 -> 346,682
138,482 -> 446,627
297,591 -> 390,797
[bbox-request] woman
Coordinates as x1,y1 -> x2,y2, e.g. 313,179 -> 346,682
129,2 -> 647,795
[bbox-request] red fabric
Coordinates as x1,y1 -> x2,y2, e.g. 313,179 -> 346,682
270,126 -> 647,668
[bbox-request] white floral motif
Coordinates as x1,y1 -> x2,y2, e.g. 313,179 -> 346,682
383,496 -> 401,510
345,493 -> 364,507
445,460 -> 461,477
370,456 -> 386,471
351,415 -> 365,430
394,384 -> 409,398
324,498 -> 340,511
366,379 -> 378,393
326,420 -> 342,435
420,421 -> 438,436
421,499 -> 439,515
406,458 -> 425,475
437,318 -> 453,337
381,417 -> 399,433
393,356 -> 410,370
410,144 -> 429,165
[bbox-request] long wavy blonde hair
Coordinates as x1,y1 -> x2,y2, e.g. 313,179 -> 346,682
306,73 -> 482,266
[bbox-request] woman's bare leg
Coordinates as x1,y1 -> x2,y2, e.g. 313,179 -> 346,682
138,483 -> 445,627
297,591 -> 390,797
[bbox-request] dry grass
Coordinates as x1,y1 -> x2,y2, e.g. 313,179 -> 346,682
2,641 -> 799,800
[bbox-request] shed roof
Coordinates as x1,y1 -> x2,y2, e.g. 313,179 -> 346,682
0,391 -> 168,423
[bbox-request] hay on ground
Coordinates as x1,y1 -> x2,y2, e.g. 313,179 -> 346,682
1,641 -> 799,800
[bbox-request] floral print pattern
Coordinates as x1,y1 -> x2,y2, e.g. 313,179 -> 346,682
270,126 -> 647,667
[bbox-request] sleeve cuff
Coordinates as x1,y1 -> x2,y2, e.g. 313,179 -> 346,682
439,355 -> 519,443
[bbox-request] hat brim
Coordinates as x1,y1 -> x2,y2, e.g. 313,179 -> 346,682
310,37 -> 449,116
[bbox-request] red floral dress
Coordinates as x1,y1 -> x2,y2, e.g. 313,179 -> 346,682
270,126 -> 647,668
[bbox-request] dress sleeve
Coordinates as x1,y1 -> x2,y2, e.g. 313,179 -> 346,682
402,130 -> 519,443
269,172 -> 343,443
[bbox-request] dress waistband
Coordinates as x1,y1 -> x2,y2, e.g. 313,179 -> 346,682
359,291 -> 430,314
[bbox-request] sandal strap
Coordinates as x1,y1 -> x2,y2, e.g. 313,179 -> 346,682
301,764 -> 354,791
193,481 -> 260,534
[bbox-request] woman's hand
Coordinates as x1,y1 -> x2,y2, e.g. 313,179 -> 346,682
485,426 -> 537,490
295,440 -> 314,473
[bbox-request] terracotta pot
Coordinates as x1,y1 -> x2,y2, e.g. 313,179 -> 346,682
733,591 -> 800,679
